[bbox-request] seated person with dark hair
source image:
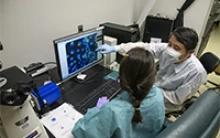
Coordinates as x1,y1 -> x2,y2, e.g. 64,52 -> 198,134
97,27 -> 207,113
72,48 -> 165,138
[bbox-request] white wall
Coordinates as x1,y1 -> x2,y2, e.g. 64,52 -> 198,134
132,0 -> 148,23
150,0 -> 214,38
0,0 -> 2,40
0,0 -> 2,67
1,0 -> 135,69
0,0 -> 2,42
0,0 -> 214,69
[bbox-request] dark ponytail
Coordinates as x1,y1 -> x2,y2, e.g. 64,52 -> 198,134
119,48 -> 155,124
132,99 -> 142,123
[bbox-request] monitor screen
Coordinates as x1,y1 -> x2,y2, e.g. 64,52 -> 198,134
54,27 -> 104,81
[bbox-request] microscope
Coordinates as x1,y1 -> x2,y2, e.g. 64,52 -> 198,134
0,42 -> 48,138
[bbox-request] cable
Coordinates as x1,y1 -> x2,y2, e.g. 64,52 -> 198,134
47,69 -> 57,82
42,62 -> 59,83
43,62 -> 57,65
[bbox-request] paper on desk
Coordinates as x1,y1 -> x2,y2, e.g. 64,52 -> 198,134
40,103 -> 83,138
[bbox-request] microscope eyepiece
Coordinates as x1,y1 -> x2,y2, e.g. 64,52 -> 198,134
18,84 -> 32,95
2,93 -> 16,105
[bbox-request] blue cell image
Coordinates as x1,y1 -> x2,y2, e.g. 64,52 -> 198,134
83,38 -> 89,43
65,33 -> 99,74
82,54 -> 86,59
70,42 -> 75,47
70,50 -> 74,54
77,54 -> 81,60
77,41 -> 82,46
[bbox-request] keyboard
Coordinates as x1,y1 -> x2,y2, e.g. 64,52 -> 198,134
75,79 -> 120,114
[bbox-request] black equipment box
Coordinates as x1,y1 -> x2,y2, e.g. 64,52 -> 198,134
100,22 -> 140,63
143,16 -> 173,43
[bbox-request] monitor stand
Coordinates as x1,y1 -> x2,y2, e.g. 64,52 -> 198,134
0,77 -> 7,88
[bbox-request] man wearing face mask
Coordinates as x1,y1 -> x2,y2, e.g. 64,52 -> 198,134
96,27 -> 207,113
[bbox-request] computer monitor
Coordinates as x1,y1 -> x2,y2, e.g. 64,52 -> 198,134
54,27 -> 104,81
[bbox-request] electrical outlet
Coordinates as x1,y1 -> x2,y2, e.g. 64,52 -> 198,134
78,25 -> 83,33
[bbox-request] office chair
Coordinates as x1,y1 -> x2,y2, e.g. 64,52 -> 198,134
199,52 -> 220,90
166,52 -> 220,117
199,52 -> 219,74
207,64 -> 220,90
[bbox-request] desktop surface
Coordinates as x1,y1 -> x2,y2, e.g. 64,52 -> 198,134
60,64 -> 115,107
33,64 -> 116,109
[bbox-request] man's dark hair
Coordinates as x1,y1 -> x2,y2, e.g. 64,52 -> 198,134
171,27 -> 198,51
119,48 -> 155,124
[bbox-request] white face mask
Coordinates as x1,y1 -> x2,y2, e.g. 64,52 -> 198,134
165,47 -> 181,63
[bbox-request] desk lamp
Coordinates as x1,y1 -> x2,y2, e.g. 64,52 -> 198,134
0,42 -> 7,87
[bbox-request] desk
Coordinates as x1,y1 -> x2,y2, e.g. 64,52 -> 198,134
33,64 -> 112,138
33,64 -> 113,110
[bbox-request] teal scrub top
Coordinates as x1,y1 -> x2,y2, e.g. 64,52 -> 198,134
72,86 -> 165,138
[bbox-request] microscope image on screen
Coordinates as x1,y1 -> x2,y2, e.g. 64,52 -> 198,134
65,33 -> 98,74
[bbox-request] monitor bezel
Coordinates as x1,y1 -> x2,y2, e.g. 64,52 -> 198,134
53,26 -> 104,82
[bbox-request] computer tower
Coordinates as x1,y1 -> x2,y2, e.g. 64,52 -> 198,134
100,22 -> 139,63
143,16 -> 173,43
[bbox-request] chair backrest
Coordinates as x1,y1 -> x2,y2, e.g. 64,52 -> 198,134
156,89 -> 220,138
214,64 -> 220,75
199,52 -> 220,74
